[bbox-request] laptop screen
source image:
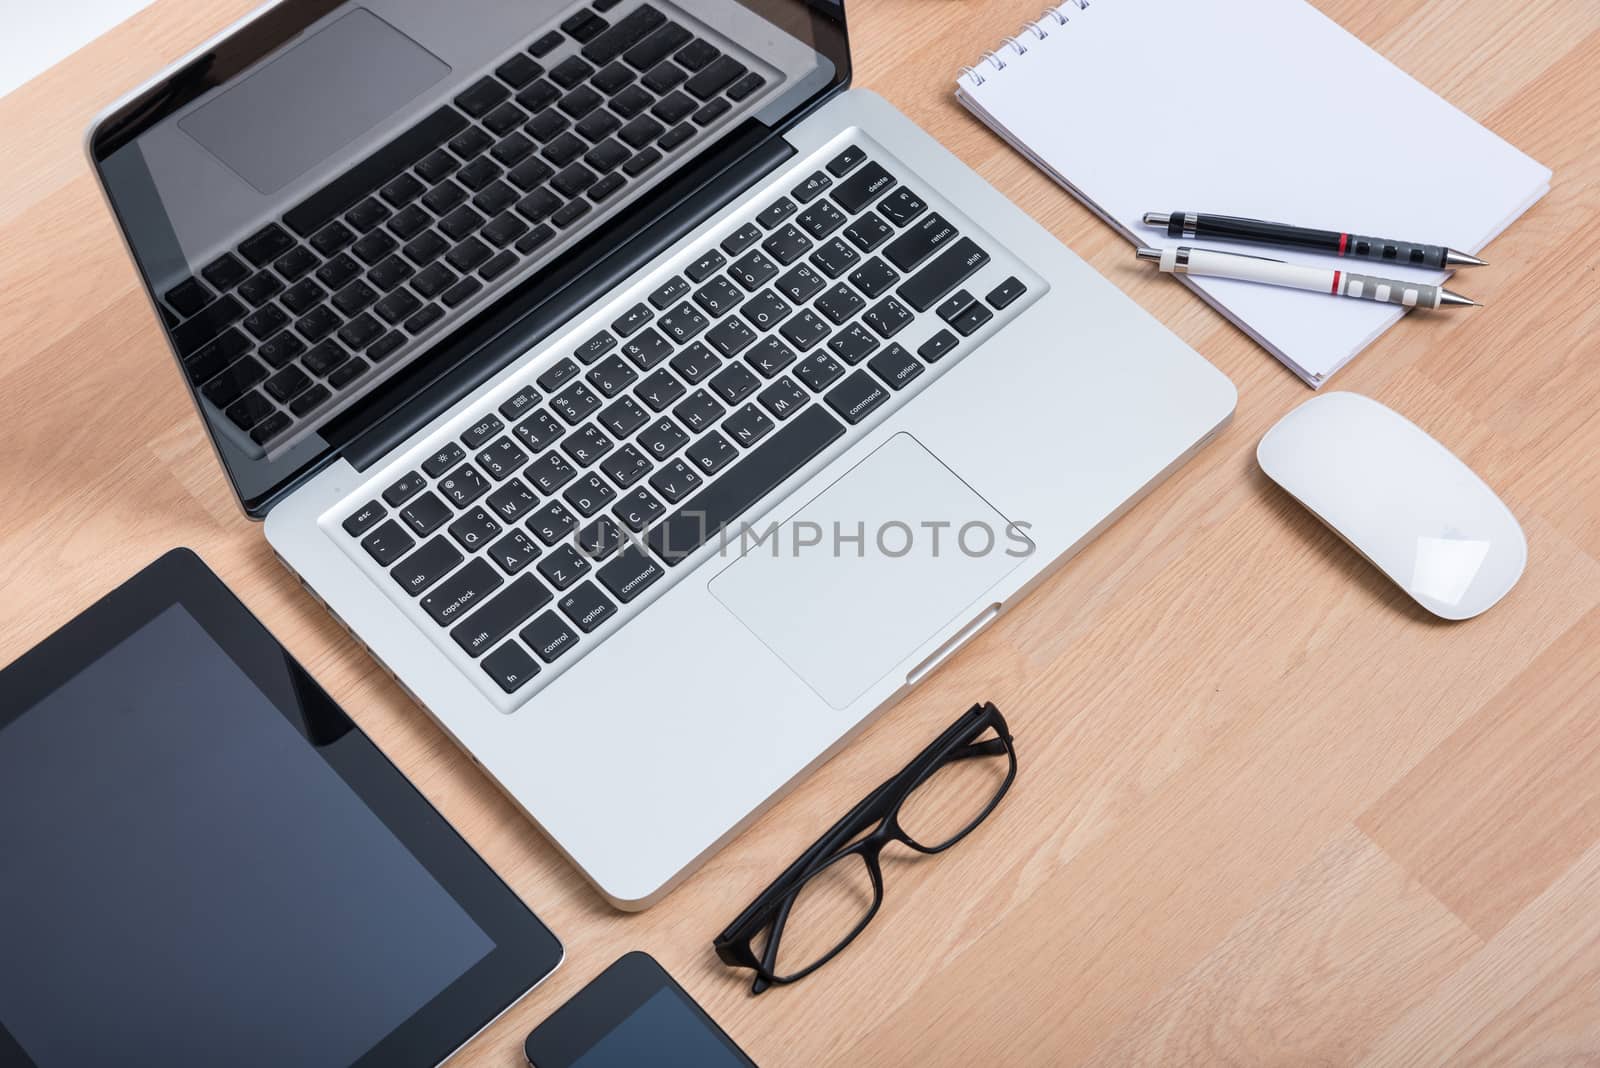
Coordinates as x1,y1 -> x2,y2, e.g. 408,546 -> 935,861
91,0 -> 847,514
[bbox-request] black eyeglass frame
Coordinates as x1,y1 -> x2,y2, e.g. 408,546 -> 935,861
714,701 -> 1016,994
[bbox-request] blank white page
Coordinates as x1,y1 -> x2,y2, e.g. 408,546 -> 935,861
958,0 -> 1550,384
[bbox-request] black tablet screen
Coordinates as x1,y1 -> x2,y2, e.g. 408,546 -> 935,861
0,603 -> 494,1067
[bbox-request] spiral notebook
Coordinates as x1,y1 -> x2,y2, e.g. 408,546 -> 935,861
955,0 -> 1551,386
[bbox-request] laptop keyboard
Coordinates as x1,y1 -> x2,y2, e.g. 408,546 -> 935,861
157,0 -> 769,455
333,138 -> 1036,706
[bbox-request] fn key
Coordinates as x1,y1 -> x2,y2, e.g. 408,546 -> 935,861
482,642 -> 539,693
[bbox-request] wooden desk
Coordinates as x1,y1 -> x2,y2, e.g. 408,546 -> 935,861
3,1 -> 1597,1063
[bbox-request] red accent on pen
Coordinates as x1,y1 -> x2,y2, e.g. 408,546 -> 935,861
1337,232 -> 1349,256
1330,270 -> 1342,295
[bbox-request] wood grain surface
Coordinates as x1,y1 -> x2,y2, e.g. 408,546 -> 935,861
2,0 -> 1598,1063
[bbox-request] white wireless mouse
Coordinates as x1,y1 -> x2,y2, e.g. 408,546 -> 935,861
1257,391 -> 1525,620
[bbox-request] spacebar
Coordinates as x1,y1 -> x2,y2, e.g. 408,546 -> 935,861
647,405 -> 845,565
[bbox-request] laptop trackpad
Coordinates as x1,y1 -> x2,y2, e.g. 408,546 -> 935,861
709,434 -> 1032,710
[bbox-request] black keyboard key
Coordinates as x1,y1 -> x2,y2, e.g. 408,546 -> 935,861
461,413 -> 505,449
474,178 -> 519,216
289,383 -> 331,416
552,199 -> 591,228
536,357 -> 580,393
576,514 -> 625,562
515,188 -> 562,225
529,499 -> 579,545
423,441 -> 466,477
353,230 -> 399,265
202,252 -> 249,291
611,84 -> 653,119
950,300 -> 994,336
729,249 -> 780,290
582,3 -> 666,64
692,276 -> 741,318
684,431 -> 734,477
637,415 -> 688,459
223,390 -> 274,431
514,409 -> 564,452
827,145 -> 866,176
489,529 -> 543,575
621,328 -> 673,370
845,212 -> 894,253
659,122 -> 695,151
522,612 -> 579,663
794,349 -> 844,391
296,306 -> 342,345
669,341 -> 720,384
936,290 -> 975,323
401,491 -> 453,536
710,361 -> 759,403
265,364 -> 312,403
863,296 -> 913,338
183,327 -> 250,383
392,536 -> 462,595
830,161 -> 896,213
478,437 -> 530,479
612,487 -> 665,533
848,256 -> 898,299
618,114 -> 664,149
648,458 -> 702,504
239,223 -> 295,266
813,283 -> 864,325
517,226 -> 555,258
346,197 -> 391,234
623,147 -> 662,176
796,200 -> 847,241
405,306 -> 444,338
538,543 -> 593,588
559,581 -> 617,632
707,316 -> 756,357
553,162 -> 598,197
316,253 -> 361,289
302,339 -> 348,377
287,108 -> 468,237
591,60 -> 635,94
243,304 -> 289,341
562,8 -> 609,42
516,77 -> 561,113
597,544 -> 664,602
448,505 -> 503,552
740,291 -> 792,335
483,213 -> 529,252
401,231 -> 449,268
650,405 -> 842,564
810,237 -> 861,279
319,361 -> 367,395
825,369 -> 889,425
674,38 -> 719,71
442,276 -> 484,308
369,255 -> 415,293
551,55 -> 596,89
599,395 -> 650,437
238,270 -> 284,307
726,71 -> 765,101
251,410 -> 293,446
527,451 -> 578,495
530,30 -> 565,56
791,170 -> 831,204
384,471 -> 427,506
686,249 -> 726,283
499,385 -> 541,421
691,97 -> 730,126
987,275 -> 1027,308
165,277 -> 212,317
642,60 -> 687,93
776,264 -> 826,305
452,575 -> 553,658
589,171 -> 625,201
877,187 -> 927,227
412,262 -> 457,300
659,302 -> 708,344
651,90 -> 696,125
562,424 -> 614,467
361,520 -> 415,566
623,22 -> 691,70
918,328 -> 958,363
650,276 -> 691,310
599,443 -> 652,488
380,172 -> 425,209
558,86 -> 604,120
636,368 -> 686,411
449,126 -> 494,160
587,354 -> 638,397
671,389 -> 724,433
425,558 -> 504,627
898,237 -> 991,312
332,280 -> 377,317
440,463 -> 492,506
757,376 -> 807,420
485,101 -> 529,137
447,236 -> 492,273
482,642 -> 540,693
202,357 -> 268,407
723,402 -> 773,447
868,342 -> 923,390
883,213 -> 956,272
281,280 -> 326,317
827,322 -> 878,364
486,478 -> 539,523
342,500 -> 386,536
456,77 -> 511,118
508,156 -> 555,192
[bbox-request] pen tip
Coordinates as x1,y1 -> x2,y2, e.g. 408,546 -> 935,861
1444,249 -> 1488,268
1438,288 -> 1480,308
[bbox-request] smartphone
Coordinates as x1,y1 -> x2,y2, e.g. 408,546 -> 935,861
524,952 -> 757,1067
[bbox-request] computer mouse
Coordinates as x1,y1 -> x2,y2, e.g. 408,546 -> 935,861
1257,391 -> 1525,620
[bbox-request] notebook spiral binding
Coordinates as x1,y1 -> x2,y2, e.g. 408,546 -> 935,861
959,0 -> 1090,88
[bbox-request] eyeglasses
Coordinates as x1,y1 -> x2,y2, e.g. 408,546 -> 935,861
714,702 -> 1016,994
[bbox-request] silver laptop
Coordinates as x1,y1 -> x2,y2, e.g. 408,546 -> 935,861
89,0 -> 1235,908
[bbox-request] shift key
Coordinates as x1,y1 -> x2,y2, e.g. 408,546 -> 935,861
896,237 -> 990,312
451,574 -> 552,656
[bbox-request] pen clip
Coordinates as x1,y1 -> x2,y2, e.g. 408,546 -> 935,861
1180,246 -> 1286,265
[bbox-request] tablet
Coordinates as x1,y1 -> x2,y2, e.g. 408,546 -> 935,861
524,953 -> 757,1067
0,549 -> 561,1067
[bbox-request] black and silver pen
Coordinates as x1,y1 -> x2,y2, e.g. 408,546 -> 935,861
1142,212 -> 1487,270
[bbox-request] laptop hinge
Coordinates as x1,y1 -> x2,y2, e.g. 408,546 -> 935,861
342,132 -> 797,472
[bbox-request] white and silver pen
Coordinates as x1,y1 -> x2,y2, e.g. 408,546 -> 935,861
1135,246 -> 1479,310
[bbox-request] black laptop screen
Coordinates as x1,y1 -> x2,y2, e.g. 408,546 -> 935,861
91,0 -> 847,514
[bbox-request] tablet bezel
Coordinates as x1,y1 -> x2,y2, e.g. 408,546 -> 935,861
0,548 -> 562,1068
523,952 -> 756,1067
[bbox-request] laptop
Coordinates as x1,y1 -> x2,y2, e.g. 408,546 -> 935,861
88,0 -> 1236,908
